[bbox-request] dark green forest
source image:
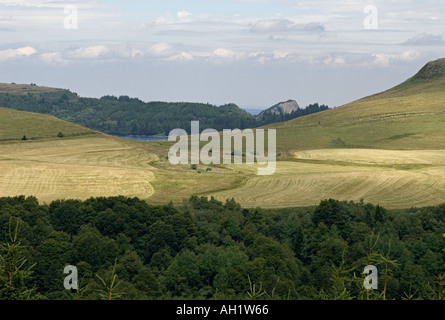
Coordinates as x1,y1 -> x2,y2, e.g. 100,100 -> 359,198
0,90 -> 328,136
0,195 -> 444,300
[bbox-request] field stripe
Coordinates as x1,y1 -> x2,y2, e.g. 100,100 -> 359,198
209,149 -> 445,209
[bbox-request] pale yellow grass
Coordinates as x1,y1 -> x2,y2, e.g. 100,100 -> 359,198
209,149 -> 445,209
294,149 -> 445,166
3,138 -> 445,210
0,137 -> 158,202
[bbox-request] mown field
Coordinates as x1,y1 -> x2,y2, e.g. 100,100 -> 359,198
209,149 -> 445,209
0,137 -> 158,202
1,59 -> 445,208
4,134 -> 445,209
2,116 -> 445,209
0,135 -> 246,204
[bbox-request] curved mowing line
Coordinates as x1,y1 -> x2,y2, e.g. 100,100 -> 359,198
209,161 -> 445,209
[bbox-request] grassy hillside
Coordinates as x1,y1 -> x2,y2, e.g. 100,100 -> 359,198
0,108 -> 155,201
0,106 -> 98,141
272,58 -> 445,155
0,105 -> 244,203
209,58 -> 445,208
2,58 -> 445,209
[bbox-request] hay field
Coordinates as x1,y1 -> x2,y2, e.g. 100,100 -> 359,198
208,149 -> 445,209
0,137 -> 158,202
2,138 -> 445,209
0,134 -> 246,206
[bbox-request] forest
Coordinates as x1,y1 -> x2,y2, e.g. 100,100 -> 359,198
0,89 -> 328,136
0,195 -> 444,300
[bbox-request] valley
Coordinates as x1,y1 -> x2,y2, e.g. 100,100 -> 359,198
1,58 -> 445,209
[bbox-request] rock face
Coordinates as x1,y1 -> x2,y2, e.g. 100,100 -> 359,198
256,99 -> 300,120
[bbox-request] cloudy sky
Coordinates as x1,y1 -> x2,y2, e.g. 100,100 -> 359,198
0,0 -> 444,109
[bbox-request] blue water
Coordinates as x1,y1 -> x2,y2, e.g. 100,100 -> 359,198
118,135 -> 168,141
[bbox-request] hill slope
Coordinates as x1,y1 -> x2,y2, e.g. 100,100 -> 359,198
0,106 -> 98,141
0,105 -> 247,204
207,58 -> 445,209
272,57 -> 445,155
0,107 -> 158,202
2,58 -> 445,210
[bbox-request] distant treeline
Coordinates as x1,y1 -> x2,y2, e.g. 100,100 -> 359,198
0,90 -> 328,136
0,195 -> 444,300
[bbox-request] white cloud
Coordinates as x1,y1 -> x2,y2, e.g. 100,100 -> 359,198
249,52 -> 263,58
166,51 -> 194,62
373,53 -> 395,67
114,47 -> 144,59
323,56 -> 345,66
250,18 -> 324,33
153,13 -> 175,26
0,46 -> 36,61
373,50 -> 420,67
402,33 -> 444,46
272,50 -> 289,59
209,48 -> 246,64
40,51 -> 65,64
66,45 -> 110,60
212,48 -> 237,58
40,45 -> 149,64
147,42 -> 177,57
400,49 -> 419,62
177,11 -> 192,19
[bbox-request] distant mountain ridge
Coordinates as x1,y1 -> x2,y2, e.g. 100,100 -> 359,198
0,84 -> 329,136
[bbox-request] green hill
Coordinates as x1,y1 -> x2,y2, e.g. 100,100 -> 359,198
208,58 -> 445,209
0,106 -> 98,141
0,107 -> 160,202
272,57 -> 445,155
2,58 -> 445,210
0,105 -> 245,205
0,83 -> 328,137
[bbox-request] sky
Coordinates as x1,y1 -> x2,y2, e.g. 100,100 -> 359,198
0,0 -> 444,109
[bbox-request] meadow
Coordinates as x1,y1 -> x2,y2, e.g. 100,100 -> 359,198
2,114 -> 445,209
209,149 -> 445,209
0,137 -> 157,202
1,59 -> 445,209
0,106 -> 244,205
270,79 -> 445,155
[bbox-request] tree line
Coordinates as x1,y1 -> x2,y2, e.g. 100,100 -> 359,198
0,90 -> 329,136
0,195 -> 444,300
